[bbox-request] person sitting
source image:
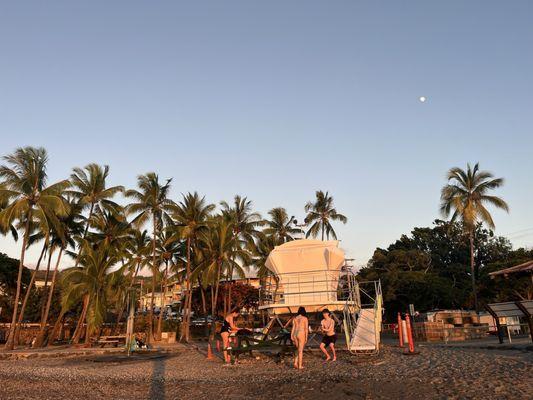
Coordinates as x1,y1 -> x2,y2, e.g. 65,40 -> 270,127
319,309 -> 337,362
220,307 -> 240,365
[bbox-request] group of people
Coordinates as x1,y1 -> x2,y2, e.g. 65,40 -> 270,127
291,306 -> 336,369
219,306 -> 337,369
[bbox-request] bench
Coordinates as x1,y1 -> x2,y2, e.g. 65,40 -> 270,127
92,335 -> 127,348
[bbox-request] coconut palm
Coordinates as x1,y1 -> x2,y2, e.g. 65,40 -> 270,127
263,207 -> 303,244
155,230 -> 184,338
67,163 -> 124,239
111,229 -> 151,334
0,147 -> 70,350
61,240 -> 120,344
34,200 -> 84,347
304,190 -> 347,240
125,173 -> 175,342
220,195 -> 262,312
171,192 -> 214,342
440,163 -> 509,312
196,217 -> 250,326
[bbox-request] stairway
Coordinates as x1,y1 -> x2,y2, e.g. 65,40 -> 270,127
349,308 -> 378,352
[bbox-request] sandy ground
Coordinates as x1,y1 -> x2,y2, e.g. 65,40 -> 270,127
0,344 -> 531,400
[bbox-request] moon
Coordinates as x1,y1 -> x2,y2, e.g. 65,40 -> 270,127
419,96 -> 427,103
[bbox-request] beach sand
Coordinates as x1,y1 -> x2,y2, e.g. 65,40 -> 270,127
0,344 -> 531,399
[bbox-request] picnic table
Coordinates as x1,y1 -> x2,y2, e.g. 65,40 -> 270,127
92,335 -> 127,348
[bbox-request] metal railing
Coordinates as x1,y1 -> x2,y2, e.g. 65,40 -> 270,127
343,280 -> 382,354
259,269 -> 360,307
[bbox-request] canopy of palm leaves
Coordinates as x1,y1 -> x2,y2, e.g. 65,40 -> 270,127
304,190 -> 347,240
440,163 -> 509,230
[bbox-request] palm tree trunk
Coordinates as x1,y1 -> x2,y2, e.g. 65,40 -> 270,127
114,262 -> 140,334
15,243 -> 47,344
209,262 -> 224,342
47,309 -> 66,346
34,247 -> 63,347
72,295 -> 89,344
156,261 -> 168,339
40,249 -> 54,322
5,211 -> 32,350
321,224 -> 324,241
469,230 -> 479,313
180,237 -> 192,342
147,216 -> 157,343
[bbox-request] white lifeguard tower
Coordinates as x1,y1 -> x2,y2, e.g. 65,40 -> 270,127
258,239 -> 383,354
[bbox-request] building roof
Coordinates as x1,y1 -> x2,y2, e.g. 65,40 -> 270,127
488,260 -> 533,277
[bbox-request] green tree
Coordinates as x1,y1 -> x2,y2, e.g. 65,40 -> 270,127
126,173 -> 175,342
171,192 -> 214,342
304,190 -> 347,240
61,241 -> 120,343
68,163 -> 124,241
220,195 -> 262,313
0,147 -> 70,350
263,207 -> 303,244
34,200 -> 84,347
440,163 -> 509,312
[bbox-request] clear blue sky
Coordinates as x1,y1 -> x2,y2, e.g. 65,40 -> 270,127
1,1 -> 532,267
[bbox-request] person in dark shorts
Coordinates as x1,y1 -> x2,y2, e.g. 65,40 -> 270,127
319,309 -> 336,361
220,308 -> 240,364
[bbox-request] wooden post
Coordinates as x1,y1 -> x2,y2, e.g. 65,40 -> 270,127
515,301 -> 533,344
485,305 -> 504,344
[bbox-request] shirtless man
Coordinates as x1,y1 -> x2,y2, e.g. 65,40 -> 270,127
319,309 -> 336,361
291,306 -> 309,369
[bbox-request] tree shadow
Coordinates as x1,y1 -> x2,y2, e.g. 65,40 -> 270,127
149,357 -> 166,400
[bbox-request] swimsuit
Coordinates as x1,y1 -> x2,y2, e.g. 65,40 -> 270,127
220,319 -> 231,334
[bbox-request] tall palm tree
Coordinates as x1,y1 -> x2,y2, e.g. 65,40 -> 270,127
34,199 -> 84,347
126,173 -> 175,342
196,217 -> 250,328
61,240 -> 119,344
112,229 -> 151,334
171,192 -> 214,342
0,147 -> 70,350
68,163 -> 124,240
304,190 -> 347,240
155,230 -> 184,338
263,207 -> 303,244
220,195 -> 262,312
440,163 -> 509,312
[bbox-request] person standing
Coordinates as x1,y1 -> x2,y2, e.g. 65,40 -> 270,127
291,307 -> 309,369
319,309 -> 336,361
220,308 -> 240,364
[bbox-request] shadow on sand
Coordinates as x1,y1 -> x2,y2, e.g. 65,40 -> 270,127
149,357 -> 166,400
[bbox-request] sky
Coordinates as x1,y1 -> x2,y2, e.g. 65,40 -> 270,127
0,1 -> 532,269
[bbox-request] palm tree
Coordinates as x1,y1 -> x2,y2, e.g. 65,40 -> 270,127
112,229 -> 151,334
171,192 -> 214,342
61,240 -> 120,344
196,217 -> 250,328
440,163 -> 509,312
34,199 -> 84,347
0,147 -> 70,350
220,195 -> 262,313
304,190 -> 347,240
155,230 -> 184,338
126,173 -> 175,342
263,207 -> 303,244
68,163 -> 124,241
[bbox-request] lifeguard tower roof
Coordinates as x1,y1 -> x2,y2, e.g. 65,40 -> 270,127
265,240 -> 345,275
260,240 -> 350,314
